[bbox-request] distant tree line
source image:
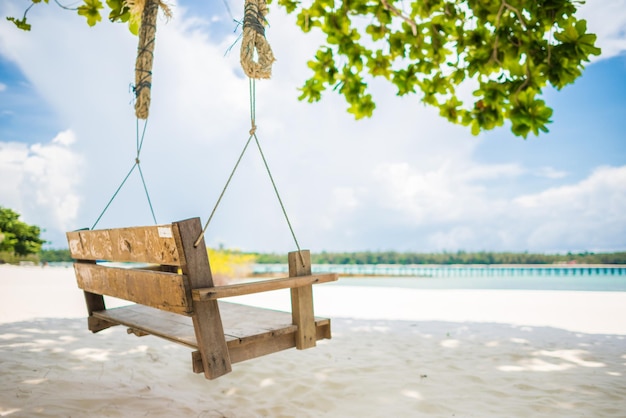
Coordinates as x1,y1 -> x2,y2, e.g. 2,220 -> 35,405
3,203 -> 621,266
0,207 -> 45,264
0,205 -> 617,267
39,249 -> 74,262
255,250 -> 626,265
35,249 -> 626,265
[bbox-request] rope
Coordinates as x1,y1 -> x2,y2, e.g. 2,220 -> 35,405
240,0 -> 275,79
194,135 -> 254,247
91,162 -> 137,230
92,119 -> 157,230
134,0 -> 160,119
195,79 -> 304,267
92,0 -> 168,228
248,80 -> 304,261
221,0 -> 236,22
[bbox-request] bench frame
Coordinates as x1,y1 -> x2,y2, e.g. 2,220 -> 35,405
67,217 -> 337,380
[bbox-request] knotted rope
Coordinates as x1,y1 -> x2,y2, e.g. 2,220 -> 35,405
92,119 -> 157,229
132,0 -> 171,119
240,0 -> 275,79
194,79 -> 304,266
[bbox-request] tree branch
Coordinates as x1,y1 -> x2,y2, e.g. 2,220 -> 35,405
380,0 -> 417,36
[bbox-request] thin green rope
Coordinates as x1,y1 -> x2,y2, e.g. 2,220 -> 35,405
91,164 -> 137,230
136,117 -> 157,225
137,163 -> 157,224
195,134 -> 254,247
252,131 -> 304,261
91,118 -> 157,230
195,79 -> 304,266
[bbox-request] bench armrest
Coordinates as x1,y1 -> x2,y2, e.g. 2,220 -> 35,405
192,273 -> 338,301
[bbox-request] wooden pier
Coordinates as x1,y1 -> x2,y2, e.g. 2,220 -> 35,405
255,264 -> 626,277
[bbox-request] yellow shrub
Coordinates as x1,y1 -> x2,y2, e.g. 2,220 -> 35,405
207,248 -> 256,285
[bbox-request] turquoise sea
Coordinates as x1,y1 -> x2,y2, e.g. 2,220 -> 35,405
51,262 -> 626,292
254,264 -> 626,292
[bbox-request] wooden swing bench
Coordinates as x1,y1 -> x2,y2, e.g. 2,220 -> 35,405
66,217 -> 337,380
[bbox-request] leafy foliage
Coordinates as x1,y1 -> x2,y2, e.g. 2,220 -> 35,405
257,250 -> 626,265
39,248 -> 73,262
77,0 -> 104,27
207,247 -> 257,281
276,0 -> 601,136
6,0 -> 137,34
35,248 -> 626,265
0,207 -> 45,256
5,0 -> 601,137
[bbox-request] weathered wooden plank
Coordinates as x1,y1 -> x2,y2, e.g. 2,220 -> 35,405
288,251 -> 310,276
173,218 -> 232,380
67,219 -> 336,379
192,333 -> 302,371
289,250 -> 317,350
93,305 -> 198,347
202,323 -> 330,367
221,305 -> 297,344
66,225 -> 182,265
192,273 -> 338,301
74,263 -> 192,315
92,302 -> 332,360
230,332 -> 296,364
291,285 -> 315,349
84,290 -> 116,333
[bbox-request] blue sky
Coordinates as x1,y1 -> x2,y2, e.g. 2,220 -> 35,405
0,0 -> 625,253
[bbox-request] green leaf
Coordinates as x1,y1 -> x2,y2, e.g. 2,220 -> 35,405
277,0 -> 299,14
107,0 -> 130,23
366,50 -> 391,79
275,0 -> 599,136
347,94 -> 376,119
6,16 -> 31,31
77,0 -> 103,27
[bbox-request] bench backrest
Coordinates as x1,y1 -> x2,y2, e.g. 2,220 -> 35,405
67,218 -> 212,315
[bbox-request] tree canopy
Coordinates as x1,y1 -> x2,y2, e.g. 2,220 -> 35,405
255,250 -> 626,265
0,207 -> 45,256
6,0 -> 601,137
36,247 -> 626,265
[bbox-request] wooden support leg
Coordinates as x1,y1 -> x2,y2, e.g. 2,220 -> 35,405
191,351 -> 204,374
191,300 -> 232,379
174,218 -> 232,380
84,291 -> 115,333
289,250 -> 316,350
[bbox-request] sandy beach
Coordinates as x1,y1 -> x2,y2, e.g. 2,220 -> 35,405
1,265 -> 625,417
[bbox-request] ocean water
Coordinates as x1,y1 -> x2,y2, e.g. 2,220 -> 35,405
331,274 -> 626,292
255,264 -> 626,292
51,262 -> 626,292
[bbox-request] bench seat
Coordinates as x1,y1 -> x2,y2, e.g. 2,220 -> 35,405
93,301 -> 331,365
67,217 -> 337,379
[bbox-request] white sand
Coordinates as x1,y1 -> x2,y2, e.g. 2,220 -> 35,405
1,264 -> 625,417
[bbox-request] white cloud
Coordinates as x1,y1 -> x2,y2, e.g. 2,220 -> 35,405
0,82 -> 6,92
579,0 -> 626,59
0,130 -> 83,245
515,166 -> 626,213
371,160 -> 521,225
366,163 -> 626,252
0,142 -> 28,204
51,130 -> 76,146
535,167 -> 568,180
0,0 -> 624,252
512,166 -> 626,251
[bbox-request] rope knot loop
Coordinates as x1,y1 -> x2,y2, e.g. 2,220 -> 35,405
133,0 -> 160,120
240,0 -> 276,79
